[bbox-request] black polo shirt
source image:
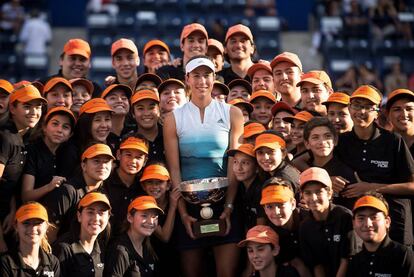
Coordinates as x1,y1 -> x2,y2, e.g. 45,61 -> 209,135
103,170 -> 144,238
0,111 -> 9,129
236,175 -> 264,230
155,63 -> 185,81
217,66 -> 251,85
140,123 -> 165,163
347,235 -> 414,277
41,173 -> 105,236
0,125 -> 27,219
0,247 -> 60,277
251,264 -> 300,277
267,161 -> 301,202
55,138 -> 80,179
104,232 -> 157,277
270,208 -> 310,264
299,204 -> 353,277
24,138 -> 57,190
335,125 -> 414,246
53,232 -> 104,277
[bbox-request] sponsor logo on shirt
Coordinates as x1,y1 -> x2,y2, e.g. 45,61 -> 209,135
42,271 -> 54,277
370,160 -> 389,168
333,234 -> 341,242
97,263 -> 104,268
374,274 -> 391,277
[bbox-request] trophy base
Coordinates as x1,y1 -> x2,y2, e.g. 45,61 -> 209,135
193,219 -> 226,238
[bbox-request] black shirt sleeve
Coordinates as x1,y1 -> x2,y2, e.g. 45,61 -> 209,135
42,184 -> 76,228
103,245 -> 131,277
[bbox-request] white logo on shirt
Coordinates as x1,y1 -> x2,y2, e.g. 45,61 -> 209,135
333,235 -> 341,242
374,274 -> 391,277
370,160 -> 389,168
97,263 -> 104,268
42,271 -> 54,277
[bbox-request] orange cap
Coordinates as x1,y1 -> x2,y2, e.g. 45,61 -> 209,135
180,23 -> 208,43
225,24 -> 253,43
119,137 -> 149,154
0,79 -> 14,94
270,52 -> 302,72
260,185 -> 294,205
143,39 -> 170,55
13,80 -> 31,89
283,111 -> 313,123
353,195 -> 388,216
128,195 -> 164,214
81,143 -> 115,161
44,77 -> 73,95
237,225 -> 278,248
158,78 -> 185,94
297,70 -> 332,89
254,132 -> 286,151
244,122 -> 266,138
247,61 -> 272,78
207,39 -> 224,54
228,98 -> 253,114
322,92 -> 350,106
131,89 -> 159,106
9,84 -> 47,105
227,143 -> 255,158
271,101 -> 296,116
350,85 -> 382,105
31,81 -> 44,94
250,90 -> 276,104
386,88 -> 414,110
78,98 -> 113,116
111,38 -> 138,57
15,202 -> 48,223
140,164 -> 170,182
300,167 -> 332,188
63,38 -> 91,59
44,106 -> 76,126
69,78 -> 94,95
101,84 -> 132,99
78,192 -> 111,210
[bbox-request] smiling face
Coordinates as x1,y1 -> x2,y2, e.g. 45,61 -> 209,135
353,207 -> 390,244
77,202 -> 110,237
81,155 -> 113,182
232,152 -> 257,183
264,199 -> 296,227
105,90 -> 130,116
132,99 -> 160,130
16,219 -> 48,246
251,98 -> 274,127
43,114 -> 72,146
181,32 -> 207,60
159,84 -> 187,113
91,111 -> 112,142
185,66 -> 214,99
388,98 -> 414,135
227,85 -> 250,102
207,47 -> 224,71
349,98 -> 379,129
302,182 -> 332,214
225,33 -> 254,62
300,82 -> 330,114
10,99 -> 43,130
304,126 -> 336,159
290,119 -> 306,146
144,46 -> 170,73
327,103 -> 353,133
128,209 -> 159,237
272,111 -> 292,140
256,146 -> 284,173
141,179 -> 170,201
72,84 -> 91,113
46,84 -> 73,109
272,62 -> 301,97
246,242 -> 278,272
112,48 -> 139,80
117,149 -> 147,175
60,54 -> 90,79
252,70 -> 274,92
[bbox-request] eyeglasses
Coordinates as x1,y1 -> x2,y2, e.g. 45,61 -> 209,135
349,103 -> 379,112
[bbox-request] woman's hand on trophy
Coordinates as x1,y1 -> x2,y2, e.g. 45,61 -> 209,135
219,208 -> 232,236
181,213 -> 197,239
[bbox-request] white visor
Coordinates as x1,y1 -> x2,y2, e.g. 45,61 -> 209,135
185,57 -> 215,74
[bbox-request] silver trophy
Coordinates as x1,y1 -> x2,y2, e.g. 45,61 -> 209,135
180,177 -> 228,237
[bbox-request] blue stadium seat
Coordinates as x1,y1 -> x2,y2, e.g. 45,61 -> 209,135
256,37 -> 279,61
348,39 -> 372,64
322,39 -> 349,60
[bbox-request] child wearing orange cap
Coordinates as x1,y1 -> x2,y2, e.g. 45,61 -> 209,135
298,167 -> 353,277
143,39 -> 171,74
43,77 -> 73,110
0,84 -> 46,253
104,195 -> 163,276
111,38 -> 140,90
283,111 -> 314,161
228,98 -> 254,123
0,79 -> 13,128
22,107 -> 75,202
322,92 -> 353,134
271,101 -> 296,150
237,225 -> 299,277
227,78 -> 252,102
0,202 -> 60,276
53,192 -> 111,277
140,163 -> 182,277
347,192 -> 414,276
243,120 -> 266,144
69,78 -> 93,115
250,90 -> 277,129
158,78 -> 188,116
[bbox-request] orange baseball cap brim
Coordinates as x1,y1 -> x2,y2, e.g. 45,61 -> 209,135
131,89 -> 160,105
140,164 -> 170,182
119,137 -> 149,154
283,111 -> 313,123
227,143 -> 255,158
322,92 -> 350,106
44,77 -> 73,95
350,85 -> 382,105
260,185 -> 294,205
386,89 -> 414,110
0,79 -> 14,94
78,192 -> 111,210
250,90 -> 276,104
353,195 -> 388,215
9,84 -> 47,105
101,84 -> 132,99
81,143 -> 115,160
70,78 -> 94,95
15,202 -> 48,223
253,133 -> 286,151
244,122 -> 266,138
247,63 -> 272,78
143,39 -> 170,55
128,196 -> 164,214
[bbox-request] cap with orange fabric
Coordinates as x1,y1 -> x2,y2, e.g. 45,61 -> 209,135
299,167 -> 332,189
271,101 -> 296,116
63,38 -> 91,59
227,143 -> 255,158
143,39 -> 170,56
208,39 -> 224,54
15,202 -> 48,223
140,164 -> 170,182
228,98 -> 253,114
78,98 -> 113,117
81,143 -> 115,161
250,90 -> 276,104
44,77 -> 73,95
44,106 -> 76,127
9,84 -> 47,105
283,111 -> 313,124
111,38 -> 138,57
78,192 -> 112,210
70,78 -> 94,95
386,88 -> 414,110
244,121 -> 266,138
180,23 -> 208,43
260,185 -> 295,205
128,195 -> 164,214
247,61 -> 272,79
101,84 -> 132,99
253,132 -> 286,151
119,136 -> 149,154
322,92 -> 350,106
0,79 -> 14,94
13,80 -> 31,89
296,70 -> 332,89
225,24 -> 254,43
353,195 -> 388,216
270,52 -> 303,72
131,89 -> 159,106
350,85 -> 382,105
237,225 -> 278,248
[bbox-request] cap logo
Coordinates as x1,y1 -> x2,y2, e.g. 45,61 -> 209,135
257,231 -> 269,238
